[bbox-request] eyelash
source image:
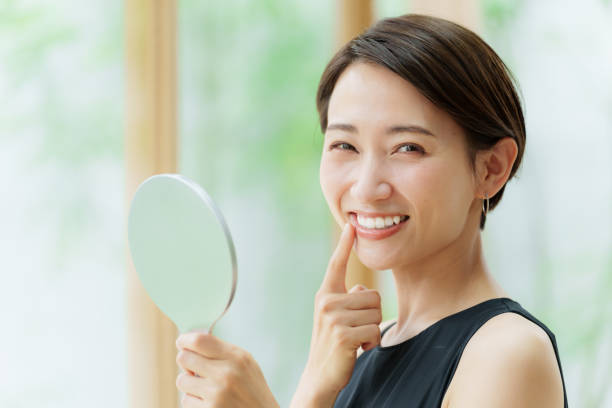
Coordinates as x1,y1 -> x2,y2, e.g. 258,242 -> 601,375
329,142 -> 425,154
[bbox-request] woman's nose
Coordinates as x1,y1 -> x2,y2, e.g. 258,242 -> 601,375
350,160 -> 392,203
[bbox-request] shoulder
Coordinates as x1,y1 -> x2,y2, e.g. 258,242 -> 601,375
356,318 -> 396,358
447,312 -> 564,408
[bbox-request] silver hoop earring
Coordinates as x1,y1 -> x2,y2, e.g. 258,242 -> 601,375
482,193 -> 489,217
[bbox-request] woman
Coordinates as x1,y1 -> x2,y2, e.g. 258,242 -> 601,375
175,14 -> 569,407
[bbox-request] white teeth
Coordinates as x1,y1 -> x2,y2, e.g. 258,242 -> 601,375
356,214 -> 408,230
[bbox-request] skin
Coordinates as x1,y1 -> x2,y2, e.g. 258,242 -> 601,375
318,61 -> 513,336
175,330 -> 280,407
310,61 -> 564,407
175,61 -> 564,407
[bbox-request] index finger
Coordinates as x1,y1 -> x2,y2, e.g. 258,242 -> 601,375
176,330 -> 232,360
320,222 -> 355,294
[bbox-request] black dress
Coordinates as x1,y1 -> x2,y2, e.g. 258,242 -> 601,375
333,297 -> 569,407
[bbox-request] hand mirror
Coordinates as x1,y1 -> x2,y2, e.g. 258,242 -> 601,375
127,174 -> 237,334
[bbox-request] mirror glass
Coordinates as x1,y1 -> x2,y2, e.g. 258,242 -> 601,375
127,174 -> 237,333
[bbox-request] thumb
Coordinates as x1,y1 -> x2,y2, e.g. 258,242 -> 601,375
320,222 -> 355,294
348,284 -> 368,293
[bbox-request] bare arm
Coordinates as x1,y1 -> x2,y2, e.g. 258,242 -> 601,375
448,313 -> 565,408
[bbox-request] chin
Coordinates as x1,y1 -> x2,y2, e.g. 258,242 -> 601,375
353,245 -> 399,271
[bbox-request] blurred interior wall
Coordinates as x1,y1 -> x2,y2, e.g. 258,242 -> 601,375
125,0 -> 179,407
411,0 -> 481,33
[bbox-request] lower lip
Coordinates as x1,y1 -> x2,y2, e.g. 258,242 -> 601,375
349,213 -> 409,240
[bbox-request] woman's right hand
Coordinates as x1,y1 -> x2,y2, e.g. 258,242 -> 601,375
291,222 -> 383,407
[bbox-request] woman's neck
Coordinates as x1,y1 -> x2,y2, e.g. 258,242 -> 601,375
387,225 -> 508,343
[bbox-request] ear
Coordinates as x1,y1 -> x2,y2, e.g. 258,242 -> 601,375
475,137 -> 518,198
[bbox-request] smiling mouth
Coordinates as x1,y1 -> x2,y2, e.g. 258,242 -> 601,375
349,212 -> 410,230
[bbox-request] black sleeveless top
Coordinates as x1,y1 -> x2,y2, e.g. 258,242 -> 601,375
333,297 -> 568,407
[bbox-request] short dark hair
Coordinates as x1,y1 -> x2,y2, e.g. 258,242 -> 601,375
316,14 -> 525,230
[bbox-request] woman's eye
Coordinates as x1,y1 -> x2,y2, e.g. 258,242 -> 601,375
397,143 -> 424,154
330,142 -> 356,152
329,142 -> 424,154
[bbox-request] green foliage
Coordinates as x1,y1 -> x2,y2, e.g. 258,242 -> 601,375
0,2 -> 76,81
378,0 -> 410,19
480,0 -> 524,33
179,0 -> 332,233
0,1 -> 122,164
0,0 -> 123,277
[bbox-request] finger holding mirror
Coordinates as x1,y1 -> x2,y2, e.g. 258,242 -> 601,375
175,331 -> 281,406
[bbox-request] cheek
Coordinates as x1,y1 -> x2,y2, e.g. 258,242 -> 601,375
396,159 -> 472,220
319,157 -> 347,212
320,154 -> 351,188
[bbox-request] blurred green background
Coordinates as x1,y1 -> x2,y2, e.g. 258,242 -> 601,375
1,0 -> 611,406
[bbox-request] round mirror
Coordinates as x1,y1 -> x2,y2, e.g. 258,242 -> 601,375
127,174 -> 237,334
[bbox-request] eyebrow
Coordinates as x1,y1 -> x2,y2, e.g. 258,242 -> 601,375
326,123 -> 436,137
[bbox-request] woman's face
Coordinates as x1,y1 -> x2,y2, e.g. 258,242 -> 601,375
319,62 -> 480,271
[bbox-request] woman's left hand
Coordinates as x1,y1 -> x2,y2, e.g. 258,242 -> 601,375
175,330 -> 280,408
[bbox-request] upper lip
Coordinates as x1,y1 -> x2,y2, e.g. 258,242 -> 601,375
349,210 -> 408,218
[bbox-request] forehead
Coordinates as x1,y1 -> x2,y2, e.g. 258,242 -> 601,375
327,62 -> 460,139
